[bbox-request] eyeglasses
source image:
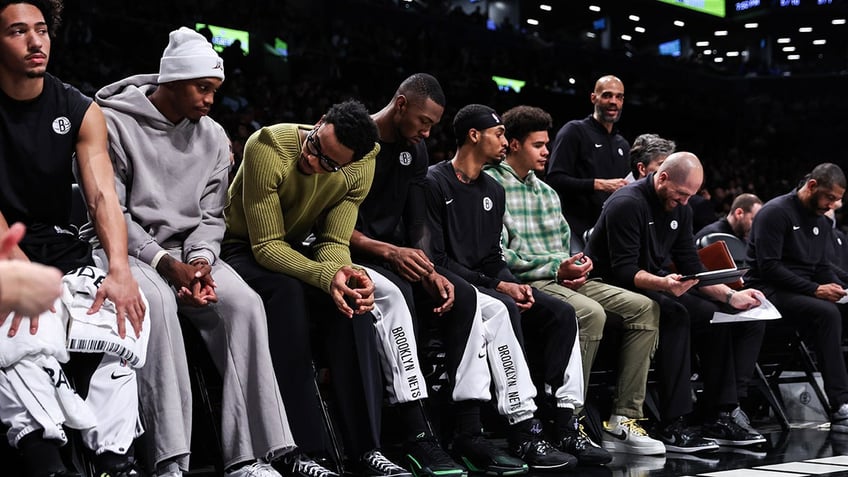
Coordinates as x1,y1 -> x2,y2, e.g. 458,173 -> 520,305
305,124 -> 342,173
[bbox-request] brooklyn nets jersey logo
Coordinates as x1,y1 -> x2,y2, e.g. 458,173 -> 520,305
52,116 -> 72,135
483,197 -> 493,211
399,151 -> 412,166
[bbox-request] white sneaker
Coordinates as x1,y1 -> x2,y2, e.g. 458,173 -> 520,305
602,415 -> 666,455
225,461 -> 283,477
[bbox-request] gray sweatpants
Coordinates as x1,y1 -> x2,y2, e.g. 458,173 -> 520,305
95,251 -> 295,470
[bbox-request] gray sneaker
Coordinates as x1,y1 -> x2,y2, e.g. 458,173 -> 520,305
832,402 -> 848,433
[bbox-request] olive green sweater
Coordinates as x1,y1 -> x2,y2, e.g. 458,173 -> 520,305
224,123 -> 378,293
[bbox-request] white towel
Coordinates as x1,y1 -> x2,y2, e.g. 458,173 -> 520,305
0,302 -> 69,368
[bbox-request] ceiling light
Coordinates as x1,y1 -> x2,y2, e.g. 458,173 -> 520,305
777,38 -> 791,44
813,39 -> 827,45
715,30 -> 728,36
788,54 -> 800,60
634,26 -> 646,33
568,77 -> 576,84
782,46 -> 796,52
798,27 -> 813,33
674,20 -> 685,27
703,49 -> 712,55
696,41 -> 709,47
526,18 -> 539,26
628,15 -> 640,21
586,31 -> 596,38
714,57 -> 724,63
727,51 -> 740,57
744,23 -> 758,29
621,34 -> 632,41
833,19 -> 847,25
589,5 -> 601,12
539,4 -> 552,11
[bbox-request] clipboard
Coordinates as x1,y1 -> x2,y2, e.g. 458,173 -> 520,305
680,267 -> 750,287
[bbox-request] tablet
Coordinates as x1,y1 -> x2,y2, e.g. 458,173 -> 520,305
680,268 -> 750,287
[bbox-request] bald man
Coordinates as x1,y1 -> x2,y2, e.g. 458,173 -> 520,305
546,75 -> 630,244
585,152 -> 767,452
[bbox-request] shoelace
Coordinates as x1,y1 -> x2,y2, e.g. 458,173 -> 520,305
620,418 -> 651,437
228,461 -> 277,477
522,438 -> 557,457
731,407 -> 752,428
366,451 -> 405,473
294,457 -> 336,477
577,424 -> 599,448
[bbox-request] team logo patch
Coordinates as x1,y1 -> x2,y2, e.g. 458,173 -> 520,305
399,151 -> 412,166
670,220 -> 678,230
813,226 -> 820,236
483,197 -> 493,211
52,116 -> 72,135
839,237 -> 843,246
618,147 -> 624,156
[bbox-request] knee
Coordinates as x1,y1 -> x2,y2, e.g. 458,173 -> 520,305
577,304 -> 606,341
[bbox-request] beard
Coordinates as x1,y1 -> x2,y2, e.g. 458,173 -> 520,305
26,70 -> 46,78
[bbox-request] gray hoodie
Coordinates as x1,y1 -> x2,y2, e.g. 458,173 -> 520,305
94,74 -> 230,266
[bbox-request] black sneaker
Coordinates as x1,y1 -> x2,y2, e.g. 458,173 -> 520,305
701,412 -> 766,447
452,434 -> 528,476
47,473 -> 81,477
284,453 -> 340,477
360,450 -> 413,477
97,456 -> 140,477
555,416 -> 612,465
405,437 -> 467,477
653,417 -> 719,454
509,419 -> 577,471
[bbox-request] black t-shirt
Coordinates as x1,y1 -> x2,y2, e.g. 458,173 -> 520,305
0,73 -> 91,227
421,160 -> 514,288
694,217 -> 735,242
355,140 -> 427,248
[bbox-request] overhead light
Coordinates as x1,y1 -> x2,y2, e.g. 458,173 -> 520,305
714,57 -> 724,63
813,39 -> 827,45
589,5 -> 601,12
526,18 -> 539,26
798,27 -> 813,33
782,46 -> 796,52
727,51 -> 740,57
568,77 -> 576,85
539,4 -> 552,11
634,26 -> 646,33
696,41 -> 709,47
673,20 -> 685,27
586,31 -> 596,38
621,34 -> 632,41
788,54 -> 800,60
833,19 -> 847,25
744,23 -> 758,29
715,30 -> 728,36
629,15 -> 640,21
703,49 -> 712,55
777,38 -> 791,44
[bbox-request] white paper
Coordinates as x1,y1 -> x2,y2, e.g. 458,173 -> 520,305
836,290 -> 848,304
710,294 -> 782,324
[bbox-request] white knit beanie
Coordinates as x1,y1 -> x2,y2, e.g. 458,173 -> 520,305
158,27 -> 225,84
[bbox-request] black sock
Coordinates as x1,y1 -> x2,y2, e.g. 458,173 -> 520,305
398,401 -> 430,442
556,407 -> 576,436
454,400 -> 483,437
95,450 -> 134,473
18,431 -> 66,477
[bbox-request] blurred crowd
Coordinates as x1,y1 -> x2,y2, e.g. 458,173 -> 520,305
51,0 -> 847,228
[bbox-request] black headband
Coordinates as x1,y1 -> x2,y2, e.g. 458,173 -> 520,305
454,110 -> 503,138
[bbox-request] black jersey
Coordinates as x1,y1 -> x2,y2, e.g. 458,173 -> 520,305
355,140 -> 427,247
0,73 -> 91,227
422,161 -> 514,288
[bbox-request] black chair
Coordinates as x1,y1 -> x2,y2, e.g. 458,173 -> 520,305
696,232 -> 827,431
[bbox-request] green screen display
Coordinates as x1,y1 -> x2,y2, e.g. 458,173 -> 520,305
656,0 -> 726,18
195,23 -> 250,55
492,75 -> 526,93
